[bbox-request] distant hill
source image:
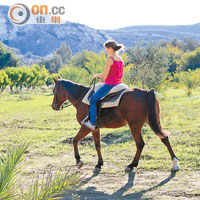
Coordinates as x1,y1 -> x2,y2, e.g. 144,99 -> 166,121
0,6 -> 111,57
104,24 -> 200,47
1,5 -> 200,59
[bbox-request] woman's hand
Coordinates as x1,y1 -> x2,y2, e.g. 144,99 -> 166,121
93,74 -> 100,79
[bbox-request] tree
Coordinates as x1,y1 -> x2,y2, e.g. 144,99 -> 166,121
69,50 -> 106,76
16,67 -> 33,90
84,50 -> 106,75
0,69 -> 10,92
58,50 -> 107,84
55,42 -> 72,65
183,38 -> 199,52
0,41 -> 19,69
2,65 -> 50,91
39,54 -> 62,73
70,50 -> 90,72
39,43 -> 72,73
159,38 -> 199,53
125,43 -> 169,89
162,44 -> 183,73
48,54 -> 62,73
170,38 -> 184,50
178,47 -> 200,71
5,67 -> 22,92
28,64 -> 49,89
46,73 -> 60,85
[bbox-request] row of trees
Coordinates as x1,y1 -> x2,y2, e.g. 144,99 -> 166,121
159,38 -> 199,53
0,38 -> 200,95
1,48 -> 199,96
2,38 -> 200,74
37,38 -> 200,75
0,65 -> 58,92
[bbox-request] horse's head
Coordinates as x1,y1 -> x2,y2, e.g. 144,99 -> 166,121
52,78 -> 69,111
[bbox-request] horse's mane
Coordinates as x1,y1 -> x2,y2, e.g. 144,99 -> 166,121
61,80 -> 90,100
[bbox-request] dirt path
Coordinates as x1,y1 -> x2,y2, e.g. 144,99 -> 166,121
62,163 -> 200,200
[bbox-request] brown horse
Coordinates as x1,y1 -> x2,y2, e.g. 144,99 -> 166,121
51,78 -> 179,171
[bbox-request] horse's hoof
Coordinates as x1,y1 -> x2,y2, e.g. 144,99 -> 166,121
125,166 -> 137,172
125,166 -> 133,172
77,161 -> 83,169
93,167 -> 101,173
171,165 -> 180,171
171,157 -> 180,171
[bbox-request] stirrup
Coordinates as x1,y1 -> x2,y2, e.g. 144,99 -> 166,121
81,115 -> 89,125
83,120 -> 96,131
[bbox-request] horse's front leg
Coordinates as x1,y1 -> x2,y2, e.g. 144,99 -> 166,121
73,126 -> 91,169
92,128 -> 103,172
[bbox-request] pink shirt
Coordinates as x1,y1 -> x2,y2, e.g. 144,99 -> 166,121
104,57 -> 124,85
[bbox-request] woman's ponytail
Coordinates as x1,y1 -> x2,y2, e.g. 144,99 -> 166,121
114,45 -> 123,51
104,40 -> 124,52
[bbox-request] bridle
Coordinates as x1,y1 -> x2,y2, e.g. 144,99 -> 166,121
53,82 -> 62,110
53,78 -> 96,110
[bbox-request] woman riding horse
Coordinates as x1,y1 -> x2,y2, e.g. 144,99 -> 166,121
83,40 -> 124,130
51,40 -> 179,172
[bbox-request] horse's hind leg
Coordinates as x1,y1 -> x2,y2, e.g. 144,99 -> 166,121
126,122 -> 145,171
92,128 -> 103,171
73,126 -> 91,169
161,136 -> 180,171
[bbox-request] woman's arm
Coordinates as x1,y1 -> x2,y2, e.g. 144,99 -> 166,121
93,58 -> 113,79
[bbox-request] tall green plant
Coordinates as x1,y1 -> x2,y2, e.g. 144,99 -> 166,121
21,170 -> 79,200
173,69 -> 200,96
0,143 -> 80,200
0,143 -> 29,200
59,65 -> 91,85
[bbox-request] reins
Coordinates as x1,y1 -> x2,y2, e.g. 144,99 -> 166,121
60,78 -> 96,110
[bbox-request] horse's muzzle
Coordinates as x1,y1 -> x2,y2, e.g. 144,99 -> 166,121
52,103 -> 63,111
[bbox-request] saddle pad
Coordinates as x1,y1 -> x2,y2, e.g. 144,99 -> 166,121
92,82 -> 128,93
82,83 -> 129,108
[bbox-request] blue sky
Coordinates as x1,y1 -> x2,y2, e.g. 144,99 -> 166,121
1,0 -> 200,29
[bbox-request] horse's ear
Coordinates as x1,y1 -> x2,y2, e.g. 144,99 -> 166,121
53,78 -> 57,83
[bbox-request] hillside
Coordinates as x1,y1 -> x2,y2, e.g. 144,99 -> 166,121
104,24 -> 200,47
1,5 -> 200,58
0,6 -> 111,56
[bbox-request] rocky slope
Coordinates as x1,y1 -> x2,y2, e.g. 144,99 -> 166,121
0,6 -> 111,56
1,5 -> 200,57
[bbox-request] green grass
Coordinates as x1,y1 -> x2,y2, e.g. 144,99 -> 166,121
0,86 -> 200,191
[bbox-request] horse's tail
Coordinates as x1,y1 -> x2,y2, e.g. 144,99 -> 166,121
147,89 -> 170,139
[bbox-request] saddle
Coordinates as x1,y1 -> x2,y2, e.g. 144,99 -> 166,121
81,82 -> 129,127
82,82 -> 129,108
